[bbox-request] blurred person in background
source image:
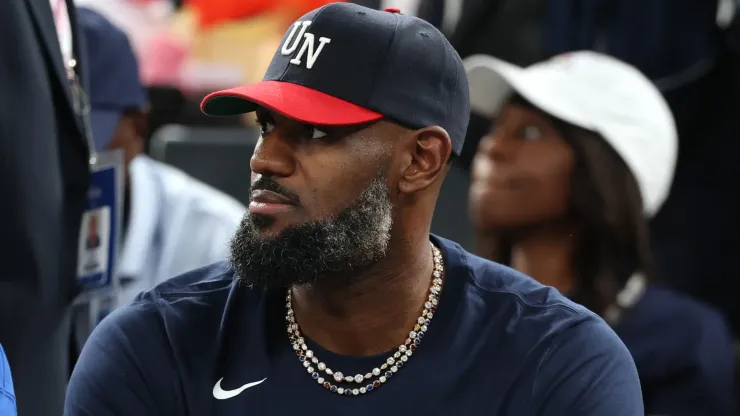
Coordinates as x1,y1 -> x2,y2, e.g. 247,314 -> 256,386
66,4 -> 642,415
466,51 -> 736,415
72,8 -> 246,351
0,0 -> 91,415
126,0 -> 340,144
0,344 -> 16,416
418,0 -> 740,333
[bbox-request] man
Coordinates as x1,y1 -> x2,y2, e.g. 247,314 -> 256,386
65,3 -> 642,415
0,344 -> 16,416
0,0 -> 90,415
72,8 -> 246,343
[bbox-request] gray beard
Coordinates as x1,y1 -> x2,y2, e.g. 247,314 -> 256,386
229,169 -> 394,290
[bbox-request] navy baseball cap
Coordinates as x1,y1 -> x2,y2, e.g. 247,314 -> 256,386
78,8 -> 148,152
201,3 -> 470,155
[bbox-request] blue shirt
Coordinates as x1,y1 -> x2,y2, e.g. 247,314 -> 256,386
0,344 -> 16,416
65,236 -> 643,415
615,285 -> 736,415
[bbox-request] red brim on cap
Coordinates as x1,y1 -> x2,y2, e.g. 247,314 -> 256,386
200,80 -> 383,125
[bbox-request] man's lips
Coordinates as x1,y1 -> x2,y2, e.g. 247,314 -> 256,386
249,189 -> 297,215
251,189 -> 296,205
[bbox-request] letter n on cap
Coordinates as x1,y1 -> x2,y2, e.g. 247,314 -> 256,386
280,20 -> 331,70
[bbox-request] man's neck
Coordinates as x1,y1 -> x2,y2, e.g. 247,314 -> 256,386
290,235 -> 434,357
509,225 -> 578,294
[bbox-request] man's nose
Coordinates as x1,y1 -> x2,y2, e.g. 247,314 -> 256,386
250,132 -> 296,178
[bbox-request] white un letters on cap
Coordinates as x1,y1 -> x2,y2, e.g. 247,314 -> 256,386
281,21 -> 332,70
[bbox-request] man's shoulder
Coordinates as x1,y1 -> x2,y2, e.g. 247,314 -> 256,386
438,236 -> 594,323
105,262 -> 236,340
66,265 -> 248,415
131,261 -> 237,308
93,263 -> 245,366
436,237 -> 641,414
136,155 -> 246,224
437,236 -> 606,359
450,245 -> 642,414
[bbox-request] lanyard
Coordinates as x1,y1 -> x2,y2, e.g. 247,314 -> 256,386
52,0 -> 98,165
52,0 -> 71,68
52,0 -> 65,24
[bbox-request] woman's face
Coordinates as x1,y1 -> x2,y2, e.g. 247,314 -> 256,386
469,101 -> 576,231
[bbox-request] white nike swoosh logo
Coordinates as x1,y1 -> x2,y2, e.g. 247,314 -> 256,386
212,377 -> 267,400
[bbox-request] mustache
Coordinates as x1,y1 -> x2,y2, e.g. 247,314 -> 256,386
250,176 -> 301,205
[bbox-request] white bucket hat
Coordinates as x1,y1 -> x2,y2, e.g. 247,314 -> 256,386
463,51 -> 678,217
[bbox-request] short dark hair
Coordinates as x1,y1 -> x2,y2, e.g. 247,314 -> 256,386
480,96 -> 654,314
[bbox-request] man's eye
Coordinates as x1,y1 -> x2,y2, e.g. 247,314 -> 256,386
309,127 -> 327,139
260,121 -> 275,136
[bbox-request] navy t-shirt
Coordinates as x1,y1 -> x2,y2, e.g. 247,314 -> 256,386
65,236 -> 643,415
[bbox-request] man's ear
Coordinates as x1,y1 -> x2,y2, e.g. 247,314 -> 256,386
398,126 -> 452,194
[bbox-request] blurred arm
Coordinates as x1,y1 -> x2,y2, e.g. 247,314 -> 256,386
0,344 -> 16,416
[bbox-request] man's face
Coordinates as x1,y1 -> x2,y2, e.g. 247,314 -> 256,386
230,108 -> 400,289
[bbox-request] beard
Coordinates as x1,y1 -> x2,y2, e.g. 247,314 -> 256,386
229,168 -> 394,290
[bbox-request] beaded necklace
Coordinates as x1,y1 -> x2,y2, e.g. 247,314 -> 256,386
285,243 -> 444,396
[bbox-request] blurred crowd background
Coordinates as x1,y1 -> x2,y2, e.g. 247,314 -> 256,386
1,0 -> 739,414
80,0 -> 740,329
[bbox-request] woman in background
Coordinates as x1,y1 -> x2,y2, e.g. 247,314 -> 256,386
464,51 -> 736,415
